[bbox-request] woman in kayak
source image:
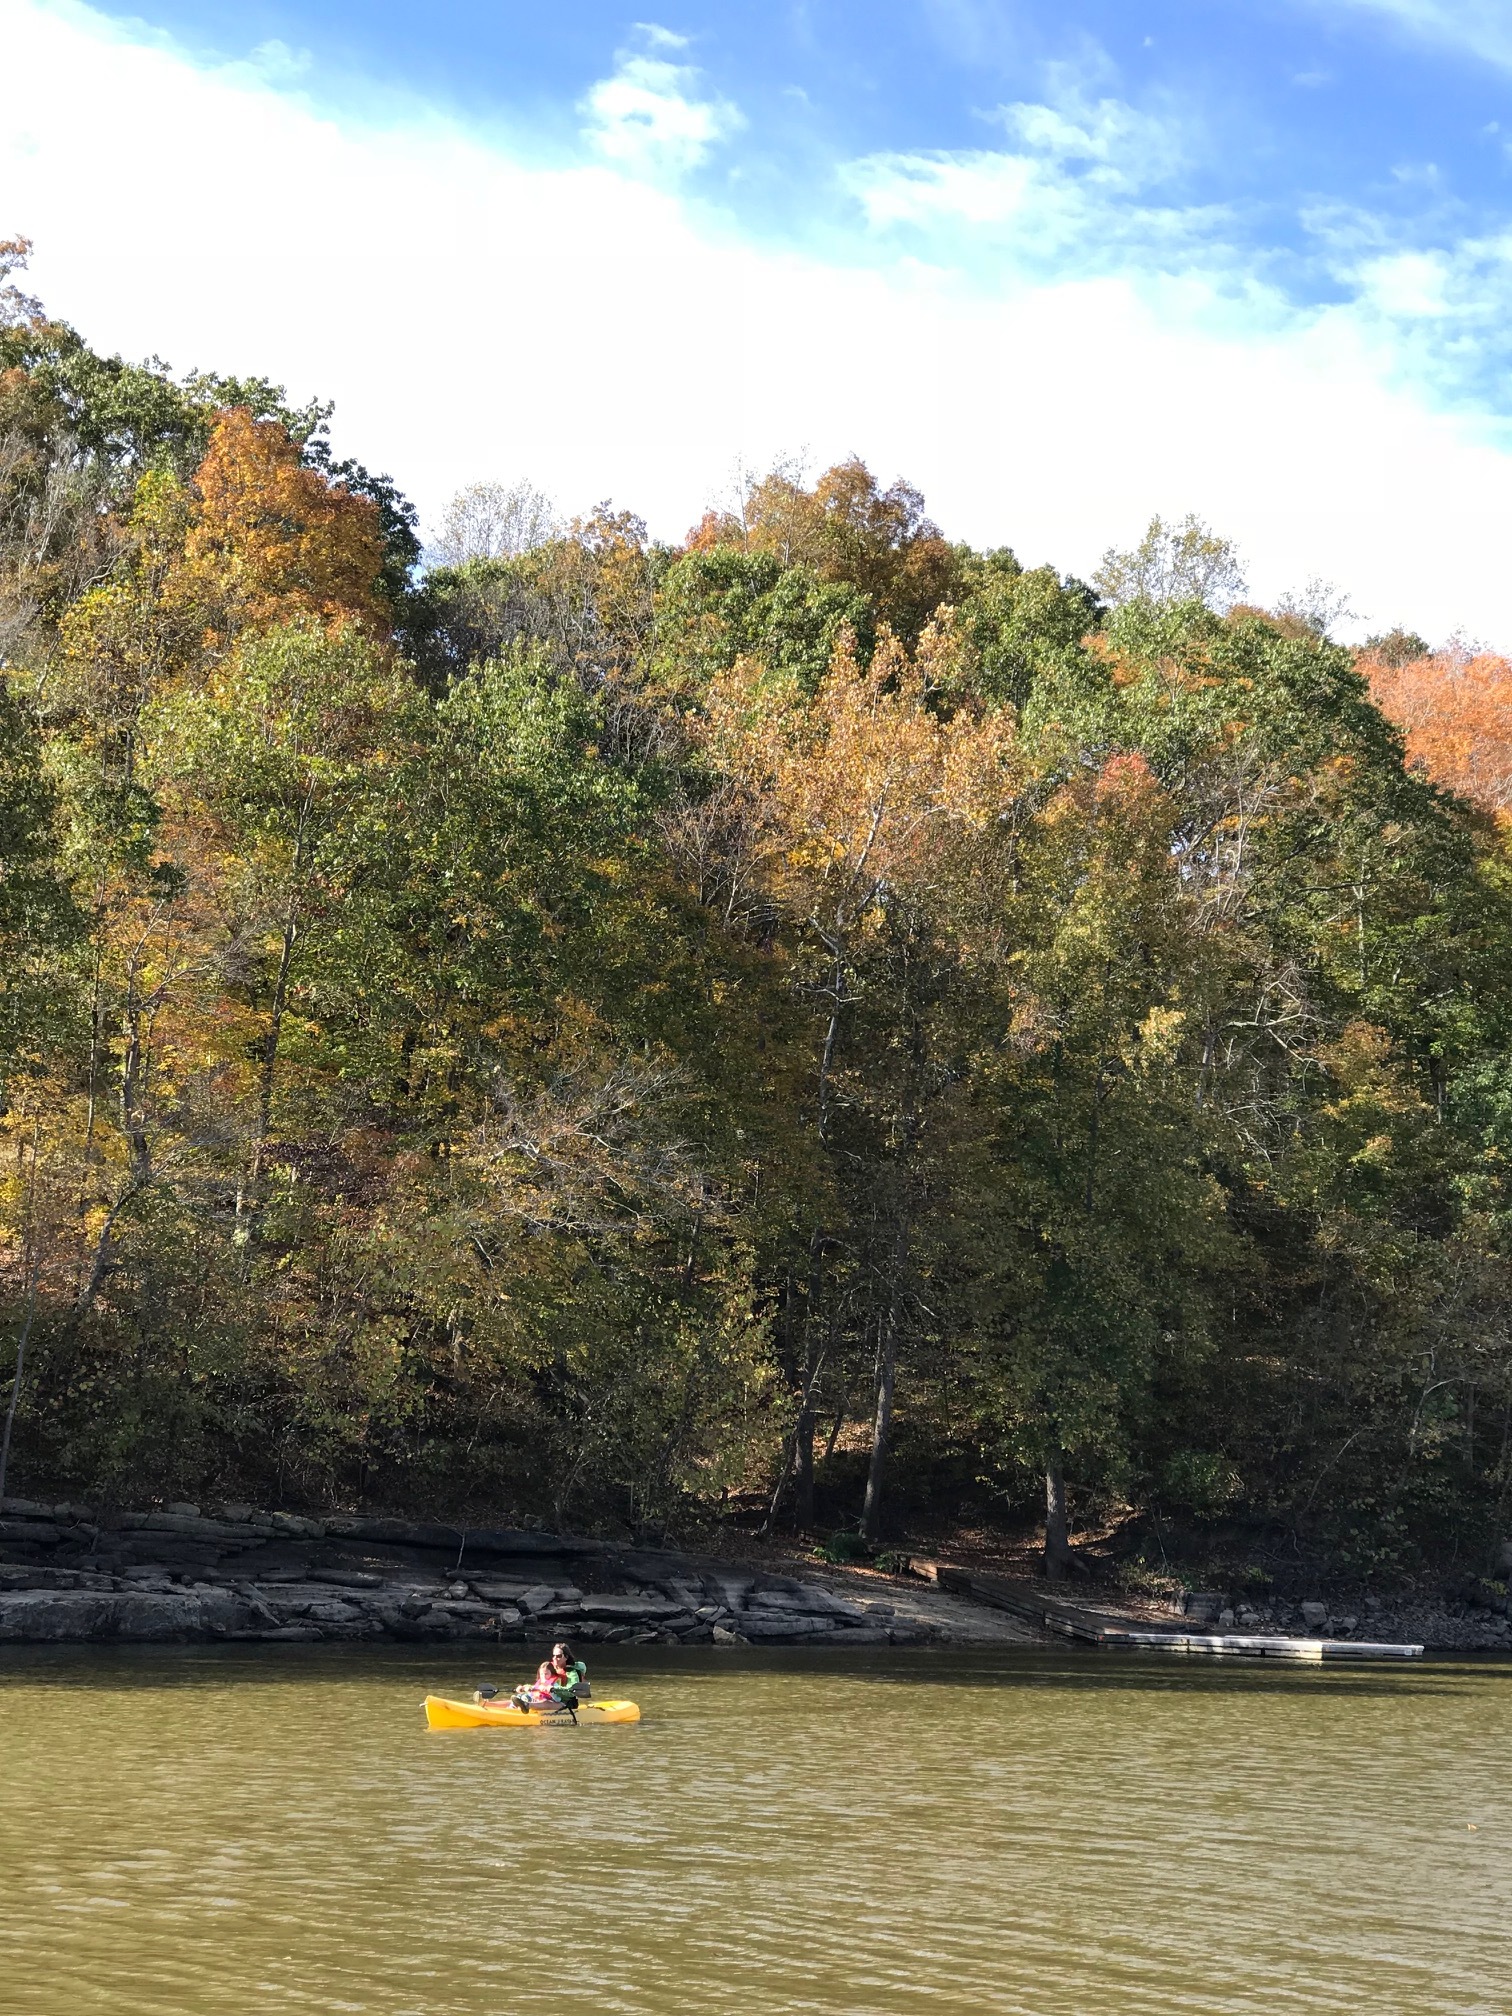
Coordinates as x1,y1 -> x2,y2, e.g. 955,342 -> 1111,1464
513,1641 -> 586,1708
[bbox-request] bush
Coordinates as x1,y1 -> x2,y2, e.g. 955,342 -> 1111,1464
813,1529 -> 872,1565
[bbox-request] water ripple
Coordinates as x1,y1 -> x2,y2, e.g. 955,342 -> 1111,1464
1,1645 -> 1507,2015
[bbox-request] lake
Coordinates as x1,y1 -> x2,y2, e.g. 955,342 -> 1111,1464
1,1645 -> 1506,2014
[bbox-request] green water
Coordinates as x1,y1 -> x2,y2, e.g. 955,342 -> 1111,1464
1,1645 -> 1507,2015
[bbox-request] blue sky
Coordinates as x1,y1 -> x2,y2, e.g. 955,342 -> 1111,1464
6,0 -> 1512,639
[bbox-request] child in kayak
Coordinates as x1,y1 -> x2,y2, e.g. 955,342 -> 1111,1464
512,1641 -> 586,1709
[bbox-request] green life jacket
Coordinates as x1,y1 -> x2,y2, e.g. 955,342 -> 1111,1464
550,1660 -> 587,1702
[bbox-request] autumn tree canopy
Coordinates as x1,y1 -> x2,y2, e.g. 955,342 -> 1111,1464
3,248 -> 1511,1580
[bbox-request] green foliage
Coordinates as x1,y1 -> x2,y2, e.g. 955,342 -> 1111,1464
814,1530 -> 872,1564
955,548 -> 1100,713
1113,1554 -> 1187,1598
1159,1451 -> 1243,1519
0,680 -> 79,1085
652,547 -> 872,696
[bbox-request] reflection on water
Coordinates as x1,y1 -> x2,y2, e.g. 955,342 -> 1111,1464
1,1644 -> 1507,2015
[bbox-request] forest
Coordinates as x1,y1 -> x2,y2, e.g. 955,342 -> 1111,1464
3,238 -> 1511,1577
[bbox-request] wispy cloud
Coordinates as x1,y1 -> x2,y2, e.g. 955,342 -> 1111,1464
7,0 -> 1512,647
843,56 -> 1512,425
840,74 -> 1236,285
1299,1 -> 1512,70
581,28 -> 743,176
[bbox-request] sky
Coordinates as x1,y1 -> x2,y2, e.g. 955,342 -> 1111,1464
4,0 -> 1512,642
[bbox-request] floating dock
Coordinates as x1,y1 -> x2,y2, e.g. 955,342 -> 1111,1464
944,1572 -> 1424,1661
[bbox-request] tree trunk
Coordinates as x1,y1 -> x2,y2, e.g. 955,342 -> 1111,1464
0,1282 -> 36,1505
860,1308 -> 897,1544
1044,1459 -> 1073,1580
794,1392 -> 815,1529
249,901 -> 299,1207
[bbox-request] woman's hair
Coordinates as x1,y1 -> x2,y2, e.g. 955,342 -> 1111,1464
551,1642 -> 573,1664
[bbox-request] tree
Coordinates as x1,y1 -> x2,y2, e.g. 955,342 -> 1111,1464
1094,514 -> 1246,612
702,457 -> 963,645
0,678 -> 77,1087
958,752 -> 1236,1574
1363,644 -> 1512,819
153,622 -> 421,1228
183,408 -> 390,640
707,618 -> 1018,1538
432,480 -> 557,566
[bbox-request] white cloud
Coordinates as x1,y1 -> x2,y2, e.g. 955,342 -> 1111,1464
999,78 -> 1184,184
1360,250 -> 1451,317
581,35 -> 743,176
1299,1 -> 1512,69
3,0 -> 1512,647
632,23 -> 691,52
842,73 -> 1225,279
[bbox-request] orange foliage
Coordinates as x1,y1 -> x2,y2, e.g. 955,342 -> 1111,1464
185,407 -> 388,637
707,618 -> 1017,942
1364,647 -> 1512,819
688,457 -> 961,641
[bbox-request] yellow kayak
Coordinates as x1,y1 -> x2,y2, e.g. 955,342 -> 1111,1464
424,1694 -> 641,1729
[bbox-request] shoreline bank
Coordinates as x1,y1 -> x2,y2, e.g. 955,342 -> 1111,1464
3,1497 -> 1506,1654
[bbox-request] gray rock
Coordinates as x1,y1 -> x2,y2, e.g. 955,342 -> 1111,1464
269,1512 -> 325,1539
0,1518 -> 62,1546
0,1498 -> 52,1517
322,1516 -> 460,1548
518,1584 -> 559,1615
704,1572 -> 755,1608
198,1591 -> 264,1635
1184,1593 -> 1224,1624
114,1593 -> 212,1639
579,1594 -> 685,1620
710,1624 -> 744,1644
165,1501 -> 201,1517
0,1592 -> 116,1640
1300,1600 -> 1328,1630
803,1590 -> 872,1622
739,1614 -> 835,1639
1218,1608 -> 1236,1627
119,1512 -> 244,1543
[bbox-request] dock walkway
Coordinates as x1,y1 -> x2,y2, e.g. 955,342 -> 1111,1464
944,1571 -> 1423,1661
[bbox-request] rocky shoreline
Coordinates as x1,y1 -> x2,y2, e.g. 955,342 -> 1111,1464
0,1498 -> 1010,1649
2,1497 -> 1506,1654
